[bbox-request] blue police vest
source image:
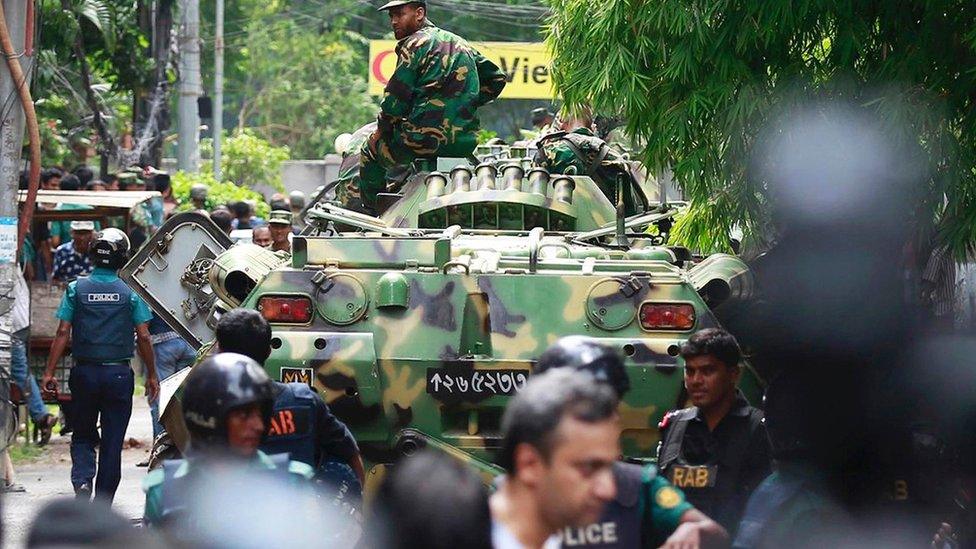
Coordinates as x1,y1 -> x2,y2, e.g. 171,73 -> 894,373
261,383 -> 319,468
72,276 -> 135,362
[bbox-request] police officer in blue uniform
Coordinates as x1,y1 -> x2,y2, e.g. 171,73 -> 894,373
214,309 -> 366,492
42,228 -> 160,502
534,337 -> 728,549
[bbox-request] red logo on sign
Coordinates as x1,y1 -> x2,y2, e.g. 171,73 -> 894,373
371,49 -> 395,86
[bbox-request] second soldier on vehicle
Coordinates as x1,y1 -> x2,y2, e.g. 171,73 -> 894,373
657,328 -> 772,537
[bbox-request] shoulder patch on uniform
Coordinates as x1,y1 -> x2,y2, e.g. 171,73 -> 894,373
142,469 -> 165,492
655,485 -> 682,509
658,408 -> 695,430
288,460 -> 315,480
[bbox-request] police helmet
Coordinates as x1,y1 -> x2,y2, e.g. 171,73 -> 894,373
181,353 -> 275,448
90,228 -> 130,269
534,336 -> 630,398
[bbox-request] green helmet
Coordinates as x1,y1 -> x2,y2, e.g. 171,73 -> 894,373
377,0 -> 425,11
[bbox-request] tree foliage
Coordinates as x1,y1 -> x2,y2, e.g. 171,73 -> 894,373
203,130 -> 289,191
545,0 -> 976,256
171,171 -> 270,217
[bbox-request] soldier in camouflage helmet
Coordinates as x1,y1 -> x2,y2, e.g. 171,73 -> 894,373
535,111 -> 647,216
358,0 -> 507,211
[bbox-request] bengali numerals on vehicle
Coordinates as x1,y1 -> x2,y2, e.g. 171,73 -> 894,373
426,368 -> 529,400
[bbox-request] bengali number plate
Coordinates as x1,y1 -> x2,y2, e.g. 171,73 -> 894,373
426,368 -> 528,401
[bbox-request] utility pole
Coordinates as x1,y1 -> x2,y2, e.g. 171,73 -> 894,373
213,0 -> 223,180
0,0 -> 31,450
177,0 -> 201,172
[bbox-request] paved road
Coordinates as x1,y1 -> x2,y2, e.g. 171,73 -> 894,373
2,397 -> 155,548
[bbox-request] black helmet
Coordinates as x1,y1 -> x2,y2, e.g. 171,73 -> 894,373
182,353 -> 274,449
535,336 -> 630,398
90,228 -> 130,269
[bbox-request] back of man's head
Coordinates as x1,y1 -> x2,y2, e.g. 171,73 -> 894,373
497,369 -> 618,473
216,308 -> 272,364
232,201 -> 251,219
209,209 -> 233,233
59,173 -> 81,191
72,165 -> 94,187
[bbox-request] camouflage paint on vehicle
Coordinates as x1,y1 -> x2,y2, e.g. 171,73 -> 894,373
123,161 -> 760,483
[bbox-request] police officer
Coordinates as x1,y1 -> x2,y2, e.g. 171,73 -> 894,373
214,309 -> 366,491
657,328 -> 771,537
534,336 -> 728,549
142,353 -> 314,527
42,228 -> 160,502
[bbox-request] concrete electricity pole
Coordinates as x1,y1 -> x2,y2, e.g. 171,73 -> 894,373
213,0 -> 223,180
0,0 -> 31,449
177,0 -> 201,172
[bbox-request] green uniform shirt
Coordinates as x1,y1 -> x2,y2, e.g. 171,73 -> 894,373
642,465 -> 694,536
378,20 -> 506,155
142,450 -> 314,526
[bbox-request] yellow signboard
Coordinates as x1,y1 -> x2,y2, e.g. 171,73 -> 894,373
368,40 -> 555,100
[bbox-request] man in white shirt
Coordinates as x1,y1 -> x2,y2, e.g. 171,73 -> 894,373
490,369 -> 619,549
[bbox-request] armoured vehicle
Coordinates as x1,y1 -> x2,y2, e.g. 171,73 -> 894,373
122,154 -> 758,487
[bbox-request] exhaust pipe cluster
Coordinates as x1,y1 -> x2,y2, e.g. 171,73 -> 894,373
425,164 -> 576,204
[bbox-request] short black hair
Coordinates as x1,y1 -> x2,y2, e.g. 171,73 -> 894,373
216,308 -> 272,365
59,173 -> 81,191
210,209 -> 233,233
371,450 -> 491,549
40,167 -> 62,184
680,327 -> 741,369
72,165 -> 94,187
232,201 -> 251,218
154,173 -> 171,193
497,369 -> 617,473
104,173 -> 118,184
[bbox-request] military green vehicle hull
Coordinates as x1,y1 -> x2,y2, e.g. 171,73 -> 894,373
122,163 -> 759,484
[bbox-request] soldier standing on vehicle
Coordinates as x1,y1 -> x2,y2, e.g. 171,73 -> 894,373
142,353 -> 315,527
358,0 -> 507,210
267,210 -> 293,253
534,337 -> 729,549
657,328 -> 772,538
42,228 -> 160,502
214,309 -> 366,491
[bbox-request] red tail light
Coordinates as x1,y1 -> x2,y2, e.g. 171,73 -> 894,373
258,296 -> 313,324
639,303 -> 696,331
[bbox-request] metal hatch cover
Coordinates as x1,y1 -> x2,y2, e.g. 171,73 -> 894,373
120,212 -> 232,349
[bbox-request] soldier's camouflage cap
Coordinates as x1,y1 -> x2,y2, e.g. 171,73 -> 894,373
268,210 -> 292,225
377,0 -> 425,11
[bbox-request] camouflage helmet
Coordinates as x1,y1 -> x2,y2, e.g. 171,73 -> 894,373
377,0 -> 425,10
190,184 -> 208,201
534,336 -> 630,398
181,353 -> 275,449
267,210 -> 292,225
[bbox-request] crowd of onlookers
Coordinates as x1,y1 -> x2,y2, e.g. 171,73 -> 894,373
19,165 -> 309,284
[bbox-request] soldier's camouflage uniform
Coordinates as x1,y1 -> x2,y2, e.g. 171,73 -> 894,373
535,127 -> 645,216
359,20 -> 506,208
